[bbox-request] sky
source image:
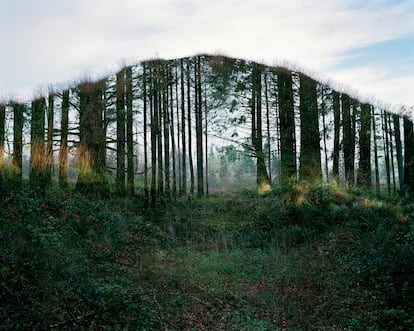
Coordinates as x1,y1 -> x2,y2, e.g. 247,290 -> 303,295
0,0 -> 413,111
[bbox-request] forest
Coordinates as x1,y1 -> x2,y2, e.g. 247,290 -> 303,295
0,55 -> 413,330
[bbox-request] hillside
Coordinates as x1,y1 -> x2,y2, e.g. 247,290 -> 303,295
0,55 -> 414,330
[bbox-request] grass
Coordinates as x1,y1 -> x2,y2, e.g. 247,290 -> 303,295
0,183 -> 413,330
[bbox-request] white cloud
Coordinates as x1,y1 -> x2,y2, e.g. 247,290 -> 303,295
0,0 -> 413,106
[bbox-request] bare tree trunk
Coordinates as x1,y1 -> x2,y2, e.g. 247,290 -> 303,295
187,59 -> 195,196
143,64 -> 149,206
332,91 -> 340,179
277,69 -> 296,181
30,98 -> 46,191
46,94 -> 54,185
180,59 -> 187,195
264,73 -> 272,184
194,56 -> 204,198
76,81 -> 108,195
321,86 -> 329,183
163,66 -> 171,198
204,68 -> 209,197
126,67 -> 134,195
357,103 -> 371,188
0,104 -> 6,167
381,110 -> 391,195
372,107 -> 380,196
149,65 -> 157,207
393,114 -> 404,193
13,103 -> 24,186
157,65 -> 164,197
169,66 -> 177,198
403,116 -> 414,195
299,74 -> 321,180
59,90 -> 69,187
116,70 -> 126,195
387,114 -> 396,194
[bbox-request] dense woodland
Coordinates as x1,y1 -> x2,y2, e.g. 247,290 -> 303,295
1,55 -> 413,198
1,55 -> 413,330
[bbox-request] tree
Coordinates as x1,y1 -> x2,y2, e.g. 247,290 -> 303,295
393,114 -> 404,193
372,107 -> 381,196
195,56 -> 204,197
252,63 -> 270,192
332,91 -> 341,179
187,59 -> 195,196
126,67 -> 135,195
180,59 -> 187,195
12,103 -> 24,184
0,104 -> 5,168
342,94 -> 355,185
46,94 -> 54,185
59,90 -> 69,187
381,110 -> 391,195
357,103 -> 371,188
403,116 -> 414,194
143,64 -> 149,205
299,74 -> 321,180
76,81 -> 108,194
30,97 -> 46,191
277,69 -> 296,181
116,70 -> 126,195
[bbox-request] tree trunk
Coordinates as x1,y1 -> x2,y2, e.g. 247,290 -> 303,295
264,73 -> 272,184
116,70 -> 126,195
204,69 -> 209,197
393,114 -> 404,193
13,103 -> 24,185
321,86 -> 329,183
46,94 -> 54,185
403,116 -> 414,195
143,64 -> 149,206
372,107 -> 380,196
157,65 -> 164,197
381,110 -> 391,195
277,69 -> 296,181
30,98 -> 46,191
163,66 -> 171,198
187,59 -> 195,196
149,65 -> 157,207
332,91 -> 340,179
299,74 -> 321,180
357,103 -> 371,188
126,67 -> 134,195
342,94 -> 354,186
0,104 -> 5,167
76,81 -> 108,195
195,56 -> 204,198
59,90 -> 69,187
387,114 -> 396,194
180,59 -> 187,196
252,64 -> 270,193
170,65 -> 177,198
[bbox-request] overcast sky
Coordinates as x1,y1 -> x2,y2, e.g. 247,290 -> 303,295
1,0 -> 413,109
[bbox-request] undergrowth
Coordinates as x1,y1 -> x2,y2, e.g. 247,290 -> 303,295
0,183 -> 413,330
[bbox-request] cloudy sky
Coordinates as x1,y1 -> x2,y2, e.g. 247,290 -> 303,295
1,0 -> 413,109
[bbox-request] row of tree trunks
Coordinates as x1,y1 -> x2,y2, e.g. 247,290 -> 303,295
2,56 -> 414,200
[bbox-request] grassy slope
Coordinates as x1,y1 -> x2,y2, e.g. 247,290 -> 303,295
0,184 -> 413,330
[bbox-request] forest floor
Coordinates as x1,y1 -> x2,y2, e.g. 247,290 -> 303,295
0,183 -> 413,330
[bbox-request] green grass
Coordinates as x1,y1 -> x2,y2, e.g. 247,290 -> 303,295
0,184 -> 413,330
